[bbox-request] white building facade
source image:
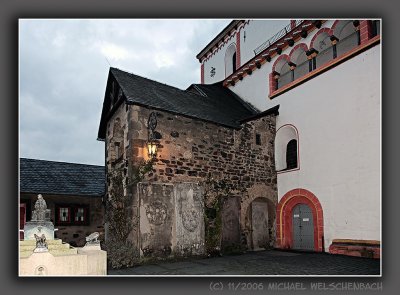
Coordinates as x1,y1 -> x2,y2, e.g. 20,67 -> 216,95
197,19 -> 381,258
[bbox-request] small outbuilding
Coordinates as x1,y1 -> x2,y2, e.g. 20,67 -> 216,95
19,158 -> 105,247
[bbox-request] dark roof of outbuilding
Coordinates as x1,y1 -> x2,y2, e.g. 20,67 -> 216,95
97,68 -> 259,140
20,158 -> 105,197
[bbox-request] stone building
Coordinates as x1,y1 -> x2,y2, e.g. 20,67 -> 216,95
98,19 -> 381,263
20,158 -> 105,247
97,68 -> 279,262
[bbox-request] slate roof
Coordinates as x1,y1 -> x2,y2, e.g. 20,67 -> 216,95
98,68 -> 260,140
20,158 -> 105,197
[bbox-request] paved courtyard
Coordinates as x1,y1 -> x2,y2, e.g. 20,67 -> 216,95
108,250 -> 380,276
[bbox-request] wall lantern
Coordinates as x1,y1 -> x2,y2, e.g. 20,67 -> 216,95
147,112 -> 158,159
147,140 -> 158,159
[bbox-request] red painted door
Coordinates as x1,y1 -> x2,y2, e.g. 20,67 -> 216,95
20,203 -> 26,240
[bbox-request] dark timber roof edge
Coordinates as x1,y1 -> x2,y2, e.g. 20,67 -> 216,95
196,20 -> 244,61
239,105 -> 280,123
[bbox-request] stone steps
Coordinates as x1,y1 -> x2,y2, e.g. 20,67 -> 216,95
20,239 -> 63,246
19,239 -> 78,257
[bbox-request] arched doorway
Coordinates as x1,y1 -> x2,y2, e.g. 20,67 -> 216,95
276,188 -> 324,252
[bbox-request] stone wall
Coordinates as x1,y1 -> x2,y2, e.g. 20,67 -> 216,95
105,102 -> 278,261
20,193 -> 104,247
137,182 -> 205,259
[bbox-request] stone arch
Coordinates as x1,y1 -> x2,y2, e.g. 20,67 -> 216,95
332,20 -> 355,40
289,43 -> 308,64
310,28 -> 334,50
240,184 -> 277,250
272,54 -> 290,73
276,188 -> 324,252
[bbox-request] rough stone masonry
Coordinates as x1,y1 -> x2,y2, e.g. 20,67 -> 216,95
104,101 -> 278,263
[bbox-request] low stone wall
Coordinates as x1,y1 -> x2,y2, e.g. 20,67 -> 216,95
328,239 -> 380,259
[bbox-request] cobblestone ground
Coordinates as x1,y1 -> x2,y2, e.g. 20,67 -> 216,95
108,250 -> 380,276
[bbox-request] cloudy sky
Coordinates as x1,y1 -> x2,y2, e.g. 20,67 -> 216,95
19,19 -> 231,166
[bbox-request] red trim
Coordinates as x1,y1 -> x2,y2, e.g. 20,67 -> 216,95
200,63 -> 204,84
272,54 -> 290,72
224,20 -> 318,87
268,72 -> 277,96
199,20 -> 250,63
269,55 -> 290,94
290,20 -> 296,30
270,35 -> 380,99
276,124 -> 300,174
276,189 -> 324,252
288,43 -> 309,61
359,20 -> 373,44
236,32 -> 241,69
331,20 -> 341,33
310,28 -> 334,49
20,203 -> 26,240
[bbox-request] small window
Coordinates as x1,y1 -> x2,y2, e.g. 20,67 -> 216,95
286,139 -> 298,169
225,44 -> 237,77
275,124 -> 299,172
115,142 -> 120,159
74,207 -> 88,224
255,134 -> 261,145
58,207 -> 71,223
55,205 -> 89,226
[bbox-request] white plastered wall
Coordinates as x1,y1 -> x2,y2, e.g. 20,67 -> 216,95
225,20 -> 380,251
202,19 -> 290,85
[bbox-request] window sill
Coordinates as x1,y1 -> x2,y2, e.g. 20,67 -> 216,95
277,167 -> 300,174
269,35 -> 380,99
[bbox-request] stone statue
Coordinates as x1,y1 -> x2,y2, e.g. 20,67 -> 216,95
34,234 -> 48,252
31,194 -> 50,222
24,194 -> 54,241
85,232 -> 100,245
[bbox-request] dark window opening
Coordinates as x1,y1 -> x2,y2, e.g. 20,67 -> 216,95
286,139 -> 298,169
232,52 -> 237,73
256,134 -> 261,145
55,205 -> 89,226
371,20 -> 380,37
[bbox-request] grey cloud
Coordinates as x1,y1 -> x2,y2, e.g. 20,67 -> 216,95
19,19 -> 231,166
